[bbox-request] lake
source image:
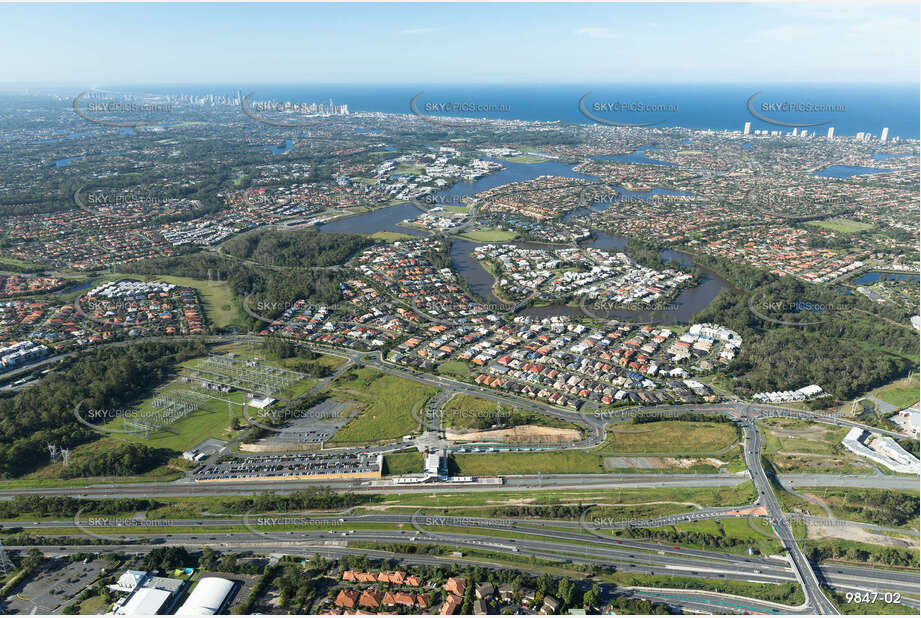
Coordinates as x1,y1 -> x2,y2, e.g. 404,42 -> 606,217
813,165 -> 893,178
315,203 -> 426,236
853,271 -> 920,285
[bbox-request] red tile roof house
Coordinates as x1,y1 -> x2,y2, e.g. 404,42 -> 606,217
334,590 -> 359,609
445,577 -> 467,597
440,594 -> 462,615
358,590 -> 383,609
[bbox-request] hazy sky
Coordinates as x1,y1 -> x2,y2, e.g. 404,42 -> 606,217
2,2 -> 918,84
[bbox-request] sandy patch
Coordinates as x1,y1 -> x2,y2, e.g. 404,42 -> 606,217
239,442 -> 321,453
660,457 -> 728,469
808,522 -> 920,549
446,424 -> 581,443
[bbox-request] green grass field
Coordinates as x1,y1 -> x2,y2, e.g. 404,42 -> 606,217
596,420 -> 738,454
442,393 -> 580,432
368,231 -> 416,241
436,360 -> 471,379
327,367 -> 437,443
758,419 -> 870,474
458,228 -> 519,242
393,163 -> 425,175
806,218 -> 875,233
103,384 -> 250,452
872,377 -> 920,409
497,154 -> 551,164
382,451 -> 424,475
633,516 -> 785,557
450,450 -> 604,475
106,272 -> 242,330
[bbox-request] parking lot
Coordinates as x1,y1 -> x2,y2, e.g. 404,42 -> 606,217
1,557 -> 110,614
194,451 -> 382,481
255,400 -> 357,447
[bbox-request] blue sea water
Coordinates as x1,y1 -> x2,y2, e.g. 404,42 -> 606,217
125,83 -> 920,138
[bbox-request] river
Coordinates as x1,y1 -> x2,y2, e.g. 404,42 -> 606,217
315,150 -> 728,324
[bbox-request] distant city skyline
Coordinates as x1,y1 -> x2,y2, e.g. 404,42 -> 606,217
0,2 -> 918,84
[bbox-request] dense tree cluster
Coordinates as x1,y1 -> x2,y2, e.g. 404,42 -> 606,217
219,488 -> 375,512
122,229 -> 372,327
0,496 -> 157,518
803,542 -> 917,567
694,275 -> 917,400
0,341 -> 206,478
487,504 -> 586,519
223,228 -> 371,269
827,490 -> 919,527
144,546 -> 193,571
60,442 -> 170,479
618,524 -> 759,553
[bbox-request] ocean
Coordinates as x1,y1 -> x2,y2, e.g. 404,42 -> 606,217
129,83 -> 921,139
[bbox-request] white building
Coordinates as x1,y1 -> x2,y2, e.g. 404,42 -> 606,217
841,427 -> 921,474
889,408 -> 919,437
688,323 -> 742,344
109,570 -> 148,593
112,587 -> 172,615
175,577 -> 235,615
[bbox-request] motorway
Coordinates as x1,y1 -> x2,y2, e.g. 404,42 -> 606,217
3,334 -> 918,615
2,472 -> 918,500
739,406 -> 839,615
3,520 -> 917,613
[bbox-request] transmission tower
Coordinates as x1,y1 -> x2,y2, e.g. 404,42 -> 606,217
46,443 -> 58,464
0,539 -> 15,575
61,448 -> 71,467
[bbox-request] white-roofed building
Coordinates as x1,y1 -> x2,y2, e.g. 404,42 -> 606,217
110,570 -> 148,593
112,587 -> 172,615
889,407 -> 920,437
175,577 -> 235,615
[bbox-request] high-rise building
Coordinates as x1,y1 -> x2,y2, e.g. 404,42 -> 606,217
880,127 -> 889,142
791,128 -> 797,136
856,132 -> 865,140
827,127 -> 834,139
743,122 -> 751,135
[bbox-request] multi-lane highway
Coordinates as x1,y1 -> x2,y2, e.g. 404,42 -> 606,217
4,516 -> 917,613
3,333 -> 918,615
739,406 -> 840,614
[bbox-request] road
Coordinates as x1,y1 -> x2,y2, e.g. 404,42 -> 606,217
2,333 -> 917,615
3,524 -> 916,610
740,405 -> 840,615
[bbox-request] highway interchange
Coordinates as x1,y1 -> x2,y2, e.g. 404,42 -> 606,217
2,333 -> 919,615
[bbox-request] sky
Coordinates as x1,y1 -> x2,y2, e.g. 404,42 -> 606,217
1,2 -> 918,84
